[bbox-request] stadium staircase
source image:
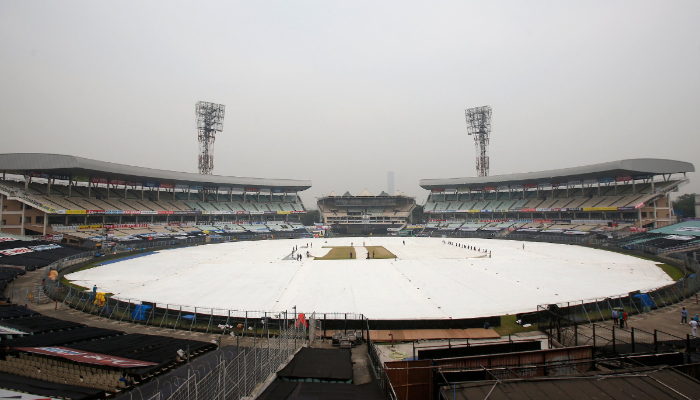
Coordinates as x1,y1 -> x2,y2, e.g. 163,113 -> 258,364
32,283 -> 51,304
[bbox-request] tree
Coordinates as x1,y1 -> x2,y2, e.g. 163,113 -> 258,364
300,209 -> 321,226
672,193 -> 697,218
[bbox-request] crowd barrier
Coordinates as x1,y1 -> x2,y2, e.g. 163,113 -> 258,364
144,323 -> 306,400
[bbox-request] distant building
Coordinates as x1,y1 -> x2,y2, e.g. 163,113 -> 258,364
317,189 -> 416,235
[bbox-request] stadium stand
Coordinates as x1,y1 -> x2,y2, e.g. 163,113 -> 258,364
0,153 -> 311,240
421,159 -> 694,233
318,190 -> 416,235
0,305 -> 217,396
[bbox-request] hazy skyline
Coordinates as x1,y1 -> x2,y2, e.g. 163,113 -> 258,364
1,1 -> 698,207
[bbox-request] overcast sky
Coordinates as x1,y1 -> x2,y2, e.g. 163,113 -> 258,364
1,1 -> 698,207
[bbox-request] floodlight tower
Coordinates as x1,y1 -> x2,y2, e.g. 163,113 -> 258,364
465,105 -> 492,177
195,101 -> 226,175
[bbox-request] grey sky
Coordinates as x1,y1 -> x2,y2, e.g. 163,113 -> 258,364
1,1 -> 698,208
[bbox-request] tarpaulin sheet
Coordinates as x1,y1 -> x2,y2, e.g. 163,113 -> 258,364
257,380 -> 384,400
277,348 -> 352,381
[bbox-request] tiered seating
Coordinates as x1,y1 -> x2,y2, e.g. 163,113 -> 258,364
424,181 -> 678,214
0,305 -> 217,396
2,180 -> 306,217
0,354 -> 126,392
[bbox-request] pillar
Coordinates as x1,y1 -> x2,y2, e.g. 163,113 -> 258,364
638,208 -> 642,227
0,195 -> 4,232
20,203 -> 26,236
43,212 -> 48,236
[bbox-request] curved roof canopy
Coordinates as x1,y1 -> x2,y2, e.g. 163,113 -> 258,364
420,159 -> 694,190
0,153 -> 312,191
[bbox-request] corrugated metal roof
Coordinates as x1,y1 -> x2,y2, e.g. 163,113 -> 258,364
0,153 -> 311,190
439,368 -> 699,400
420,158 -> 694,190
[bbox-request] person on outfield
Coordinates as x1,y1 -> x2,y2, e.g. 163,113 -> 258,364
682,307 -> 688,324
691,319 -> 699,338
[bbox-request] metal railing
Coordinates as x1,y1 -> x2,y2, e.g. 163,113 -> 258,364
549,322 -> 690,357
144,323 -> 305,400
367,339 -> 398,400
539,258 -> 700,355
539,263 -> 700,324
366,319 -> 398,400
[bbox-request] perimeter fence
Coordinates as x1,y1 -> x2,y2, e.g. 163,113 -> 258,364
539,257 -> 700,356
142,322 -> 305,400
544,321 -> 698,360
48,281 -> 367,338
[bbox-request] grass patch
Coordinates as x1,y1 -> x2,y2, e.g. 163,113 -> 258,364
60,277 -> 89,291
657,263 -> 684,281
494,314 -> 539,336
315,246 -> 396,260
316,246 -> 357,260
365,246 -> 396,259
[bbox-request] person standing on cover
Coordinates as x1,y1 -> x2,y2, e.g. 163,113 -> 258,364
691,319 -> 699,338
682,307 -> 688,325
612,309 -> 618,326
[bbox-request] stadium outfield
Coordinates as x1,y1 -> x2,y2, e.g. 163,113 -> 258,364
64,236 -> 672,321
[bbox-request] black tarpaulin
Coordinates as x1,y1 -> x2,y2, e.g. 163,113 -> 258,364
257,380 -> 384,400
277,348 -> 352,381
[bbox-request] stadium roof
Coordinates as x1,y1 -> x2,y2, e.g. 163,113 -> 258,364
420,158 -> 694,190
0,153 -> 311,191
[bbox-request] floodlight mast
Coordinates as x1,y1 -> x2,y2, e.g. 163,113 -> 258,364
465,105 -> 492,177
196,101 -> 226,175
